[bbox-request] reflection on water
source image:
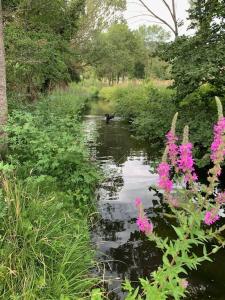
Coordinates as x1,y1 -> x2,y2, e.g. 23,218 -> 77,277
83,114 -> 225,300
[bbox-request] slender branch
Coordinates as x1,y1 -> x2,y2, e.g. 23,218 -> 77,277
172,0 -> 178,37
161,0 -> 174,20
126,14 -> 161,20
129,19 -> 164,25
138,0 -> 176,36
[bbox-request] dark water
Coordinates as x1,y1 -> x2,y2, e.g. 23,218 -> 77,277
83,113 -> 225,300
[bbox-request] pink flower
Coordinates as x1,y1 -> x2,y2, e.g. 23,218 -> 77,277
178,142 -> 197,183
166,131 -> 178,167
157,162 -> 170,176
168,195 -> 179,207
216,192 -> 225,204
157,162 -> 173,193
211,117 -> 225,163
136,216 -> 153,235
180,279 -> 188,289
204,210 -> 220,225
135,197 -> 142,207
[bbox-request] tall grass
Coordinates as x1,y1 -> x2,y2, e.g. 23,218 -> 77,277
0,178 -> 97,299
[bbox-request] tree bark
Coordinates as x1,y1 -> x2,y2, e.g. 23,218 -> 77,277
0,0 -> 8,156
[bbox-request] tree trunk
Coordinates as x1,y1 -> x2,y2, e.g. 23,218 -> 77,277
0,0 -> 8,157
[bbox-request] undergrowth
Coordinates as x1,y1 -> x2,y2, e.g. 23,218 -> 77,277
0,82 -> 101,299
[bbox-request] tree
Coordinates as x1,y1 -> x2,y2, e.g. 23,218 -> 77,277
73,0 -> 126,55
160,0 -> 225,163
0,0 -> 7,155
86,23 -> 145,83
134,25 -> 171,79
163,0 -> 225,99
137,0 -> 181,38
3,0 -> 86,99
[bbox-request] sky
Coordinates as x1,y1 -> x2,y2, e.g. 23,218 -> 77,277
124,0 -> 191,36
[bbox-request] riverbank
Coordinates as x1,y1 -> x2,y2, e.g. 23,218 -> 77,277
0,83 -> 100,299
98,81 -> 221,166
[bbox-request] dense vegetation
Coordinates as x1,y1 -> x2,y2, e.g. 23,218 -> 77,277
99,82 -> 176,146
0,83 -> 100,298
96,1 -> 225,166
2,0 -> 126,99
1,0 -> 225,298
85,24 -> 171,84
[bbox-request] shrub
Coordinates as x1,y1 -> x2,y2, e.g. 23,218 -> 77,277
6,84 -> 100,202
99,83 -> 176,145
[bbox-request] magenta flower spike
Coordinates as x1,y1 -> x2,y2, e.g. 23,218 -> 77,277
211,117 -> 225,164
166,130 -> 178,167
136,216 -> 153,235
135,198 -> 153,235
204,210 -> 220,225
157,162 -> 173,193
178,142 -> 197,183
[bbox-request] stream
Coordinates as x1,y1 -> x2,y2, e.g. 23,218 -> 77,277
83,104 -> 225,300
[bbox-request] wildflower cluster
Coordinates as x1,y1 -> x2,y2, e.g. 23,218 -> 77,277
211,117 -> 225,164
204,210 -> 220,225
129,98 -> 225,300
166,130 -> 178,167
135,198 -> 153,235
157,162 -> 173,193
178,142 -> 198,183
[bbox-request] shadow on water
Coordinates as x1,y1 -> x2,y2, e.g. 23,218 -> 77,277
83,112 -> 225,300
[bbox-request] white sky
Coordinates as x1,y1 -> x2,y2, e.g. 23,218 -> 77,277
124,0 -> 191,36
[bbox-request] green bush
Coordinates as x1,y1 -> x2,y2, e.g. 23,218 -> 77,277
6,84 -> 100,201
99,83 -> 176,145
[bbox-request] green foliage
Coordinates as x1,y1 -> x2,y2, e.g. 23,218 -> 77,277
155,1 -> 225,164
99,82 -> 176,144
3,0 -> 128,100
91,288 -> 104,300
100,79 -> 223,165
3,0 -> 86,99
86,24 -> 171,82
6,83 -> 100,198
134,25 -> 171,80
162,0 -> 225,99
5,25 -> 71,100
86,23 -> 145,83
0,83 -> 101,298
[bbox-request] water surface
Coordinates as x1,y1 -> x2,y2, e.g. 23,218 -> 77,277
83,112 -> 225,300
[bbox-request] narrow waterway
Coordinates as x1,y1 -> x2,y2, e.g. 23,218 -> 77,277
83,106 -> 225,300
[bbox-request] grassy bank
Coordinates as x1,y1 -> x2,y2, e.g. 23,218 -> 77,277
0,83 -> 100,299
